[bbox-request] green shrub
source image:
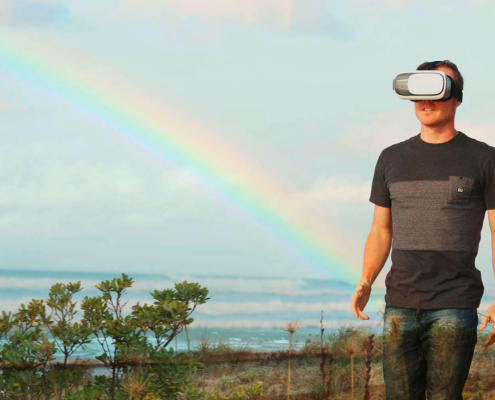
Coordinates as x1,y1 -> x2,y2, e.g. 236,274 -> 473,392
0,274 -> 210,400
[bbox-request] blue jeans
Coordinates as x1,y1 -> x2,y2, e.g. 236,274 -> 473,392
383,306 -> 478,400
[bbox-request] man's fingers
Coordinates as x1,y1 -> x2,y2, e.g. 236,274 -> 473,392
350,295 -> 361,318
358,310 -> 370,320
351,302 -> 358,318
350,293 -> 369,320
481,315 -> 495,347
351,301 -> 368,320
480,314 -> 493,331
485,330 -> 495,348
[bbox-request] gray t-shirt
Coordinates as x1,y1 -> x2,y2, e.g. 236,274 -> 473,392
370,131 -> 495,309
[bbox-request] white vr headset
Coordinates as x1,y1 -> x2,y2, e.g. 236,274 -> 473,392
393,70 -> 462,101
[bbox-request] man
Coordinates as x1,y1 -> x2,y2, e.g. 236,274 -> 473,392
350,60 -> 495,400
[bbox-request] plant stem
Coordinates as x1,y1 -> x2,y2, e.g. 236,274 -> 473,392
184,324 -> 191,353
287,331 -> 293,400
351,354 -> 354,400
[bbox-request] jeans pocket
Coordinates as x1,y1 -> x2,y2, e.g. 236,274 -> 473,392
431,308 -> 478,329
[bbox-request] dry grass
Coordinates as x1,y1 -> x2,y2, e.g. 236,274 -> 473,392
193,352 -> 384,399
191,330 -> 495,400
3,328 -> 495,399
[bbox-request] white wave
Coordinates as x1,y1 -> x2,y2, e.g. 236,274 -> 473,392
196,299 -> 385,315
0,274 -> 351,297
0,277 -> 61,290
0,297 -> 44,312
0,276 -> 177,293
190,318 -> 381,329
167,275 -> 348,296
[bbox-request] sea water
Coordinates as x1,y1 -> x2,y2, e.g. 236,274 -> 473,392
0,268 -> 386,359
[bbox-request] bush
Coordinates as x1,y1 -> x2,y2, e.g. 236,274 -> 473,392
0,274 -> 210,400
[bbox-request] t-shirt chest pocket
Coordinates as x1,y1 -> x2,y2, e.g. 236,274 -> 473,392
447,176 -> 474,204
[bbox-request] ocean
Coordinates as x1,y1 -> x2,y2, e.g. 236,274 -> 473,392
0,268 -> 390,359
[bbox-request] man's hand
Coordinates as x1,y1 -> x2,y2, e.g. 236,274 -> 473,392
480,302 -> 495,347
351,205 -> 391,321
351,281 -> 372,320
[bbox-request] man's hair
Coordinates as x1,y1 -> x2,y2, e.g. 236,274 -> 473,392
416,60 -> 464,97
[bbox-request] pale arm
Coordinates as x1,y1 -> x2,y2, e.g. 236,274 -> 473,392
350,205 -> 392,320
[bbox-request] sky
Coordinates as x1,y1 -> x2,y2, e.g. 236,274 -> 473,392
1,0 -> 495,288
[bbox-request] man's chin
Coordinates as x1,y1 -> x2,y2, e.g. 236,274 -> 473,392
417,118 -> 448,128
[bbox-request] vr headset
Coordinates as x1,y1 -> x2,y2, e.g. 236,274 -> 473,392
393,70 -> 463,101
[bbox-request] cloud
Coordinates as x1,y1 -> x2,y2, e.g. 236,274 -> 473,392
337,108 -> 419,158
337,104 -> 495,160
0,98 -> 29,114
338,110 -> 495,159
117,0 -> 352,38
283,0 -> 352,37
0,3 -> 9,25
456,120 -> 495,146
2,0 -> 75,28
0,147 -> 207,235
280,175 -> 373,227
294,176 -> 371,204
346,0 -> 415,9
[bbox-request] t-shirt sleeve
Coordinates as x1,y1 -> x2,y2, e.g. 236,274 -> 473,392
483,149 -> 495,210
369,150 -> 391,208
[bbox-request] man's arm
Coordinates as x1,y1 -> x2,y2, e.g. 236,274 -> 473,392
480,209 -> 495,346
351,205 -> 392,320
361,205 -> 393,285
489,209 -> 495,278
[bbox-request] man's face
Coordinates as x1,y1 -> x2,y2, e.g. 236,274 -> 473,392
414,66 -> 461,128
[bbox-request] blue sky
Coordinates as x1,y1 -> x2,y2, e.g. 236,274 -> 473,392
1,0 -> 495,288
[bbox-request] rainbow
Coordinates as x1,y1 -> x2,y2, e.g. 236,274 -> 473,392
0,39 -> 360,283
